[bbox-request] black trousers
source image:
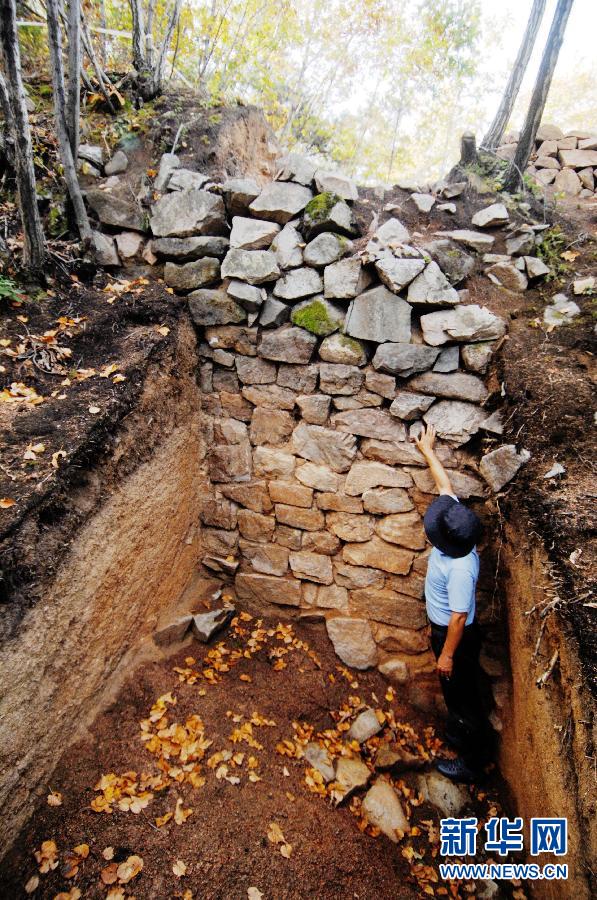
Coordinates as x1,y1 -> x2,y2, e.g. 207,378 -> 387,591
429,619 -> 492,769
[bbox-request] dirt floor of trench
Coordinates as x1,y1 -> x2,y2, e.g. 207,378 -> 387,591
1,611 -> 515,900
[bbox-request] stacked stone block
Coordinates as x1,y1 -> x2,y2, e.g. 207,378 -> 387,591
497,123 -> 597,197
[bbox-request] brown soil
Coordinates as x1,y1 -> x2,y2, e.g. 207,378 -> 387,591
0,270 -> 186,623
1,612 -> 510,900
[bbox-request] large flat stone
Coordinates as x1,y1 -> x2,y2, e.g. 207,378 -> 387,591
296,393 -> 331,424
361,778 -> 408,841
324,257 -> 372,299
420,305 -> 507,345
221,249 -> 280,285
274,266 -> 323,300
165,257 -> 220,290
375,257 -> 426,293
479,444 -> 530,492
235,573 -> 302,606
343,537 -> 414,575
332,409 -> 407,442
332,757 -> 372,804
351,587 -> 426,627
240,540 -> 289,576
436,229 -> 495,250
150,189 -> 226,237
362,487 -> 413,515
319,363 -> 363,395
289,550 -> 333,584
220,481 -> 273,514
276,152 -> 317,186
304,232 -> 353,267
333,563 -> 384,590
235,356 -> 276,384
314,169 -> 358,200
390,391 -> 435,420
151,235 -> 229,261
249,182 -> 313,224
344,460 -> 412,495
423,400 -> 489,445
423,240 -> 474,285
253,447 -> 296,479
230,216 -> 280,250
242,383 -> 296,410
408,371 -> 488,403
326,617 -> 378,670
348,708 -> 383,742
86,189 -> 145,231
271,222 -> 304,269
221,177 -> 260,215
275,504 -> 324,531
292,422 -> 357,473
327,511 -> 375,542
189,288 -> 245,326
319,334 -> 367,366
375,511 -> 426,550
471,202 -> 509,228
258,326 -> 317,363
557,148 -> 597,169
345,285 -> 411,343
259,297 -> 291,328
372,343 -> 439,377
407,261 -> 460,306
295,462 -> 340,492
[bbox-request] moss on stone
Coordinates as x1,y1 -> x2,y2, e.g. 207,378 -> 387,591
337,334 -> 362,353
291,299 -> 340,336
304,191 -> 342,222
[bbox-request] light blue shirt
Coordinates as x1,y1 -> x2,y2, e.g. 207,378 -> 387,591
425,545 -> 479,626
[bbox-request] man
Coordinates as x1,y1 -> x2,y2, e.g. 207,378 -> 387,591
415,423 -> 491,783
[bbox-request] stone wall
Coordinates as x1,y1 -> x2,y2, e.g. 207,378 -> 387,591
86,148 -> 535,713
496,123 -> 597,197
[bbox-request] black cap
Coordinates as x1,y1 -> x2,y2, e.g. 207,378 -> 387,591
423,495 -> 482,558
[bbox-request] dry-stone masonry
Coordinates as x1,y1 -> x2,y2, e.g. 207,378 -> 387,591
496,124 -> 597,198
84,145 -> 537,712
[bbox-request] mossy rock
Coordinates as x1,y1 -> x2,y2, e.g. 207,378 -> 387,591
291,297 -> 344,336
302,192 -> 359,240
304,192 -> 342,221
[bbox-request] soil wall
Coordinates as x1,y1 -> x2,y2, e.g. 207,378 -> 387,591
498,520 -> 596,899
0,319 -> 210,848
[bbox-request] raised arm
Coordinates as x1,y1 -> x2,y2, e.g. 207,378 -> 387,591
414,424 -> 454,496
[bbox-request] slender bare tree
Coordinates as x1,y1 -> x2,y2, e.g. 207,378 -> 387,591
46,0 -> 91,241
482,0 -> 547,151
65,0 -> 82,158
129,0 -> 183,100
504,0 -> 575,192
0,0 -> 45,270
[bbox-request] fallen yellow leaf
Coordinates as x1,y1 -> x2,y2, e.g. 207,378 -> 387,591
47,791 -> 63,807
173,859 -> 187,877
102,846 -> 115,860
88,406 -> 100,414
0,498 -> 16,508
116,854 -> 143,884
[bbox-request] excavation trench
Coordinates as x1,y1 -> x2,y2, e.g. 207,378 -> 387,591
0,309 -> 594,898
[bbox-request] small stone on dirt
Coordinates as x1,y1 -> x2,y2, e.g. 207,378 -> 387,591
192,607 -> 235,643
348,708 -> 383,743
479,444 -> 531,492
361,778 -> 409,841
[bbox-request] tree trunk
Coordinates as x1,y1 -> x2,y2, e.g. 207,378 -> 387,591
459,131 -> 478,166
129,0 -> 146,72
482,0 -> 546,151
65,0 -> 82,158
503,0 -> 575,192
0,0 -> 45,270
46,0 -> 91,242
144,0 -> 182,100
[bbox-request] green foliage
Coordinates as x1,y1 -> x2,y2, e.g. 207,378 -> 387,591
536,227 -> 570,282
0,274 -> 25,303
